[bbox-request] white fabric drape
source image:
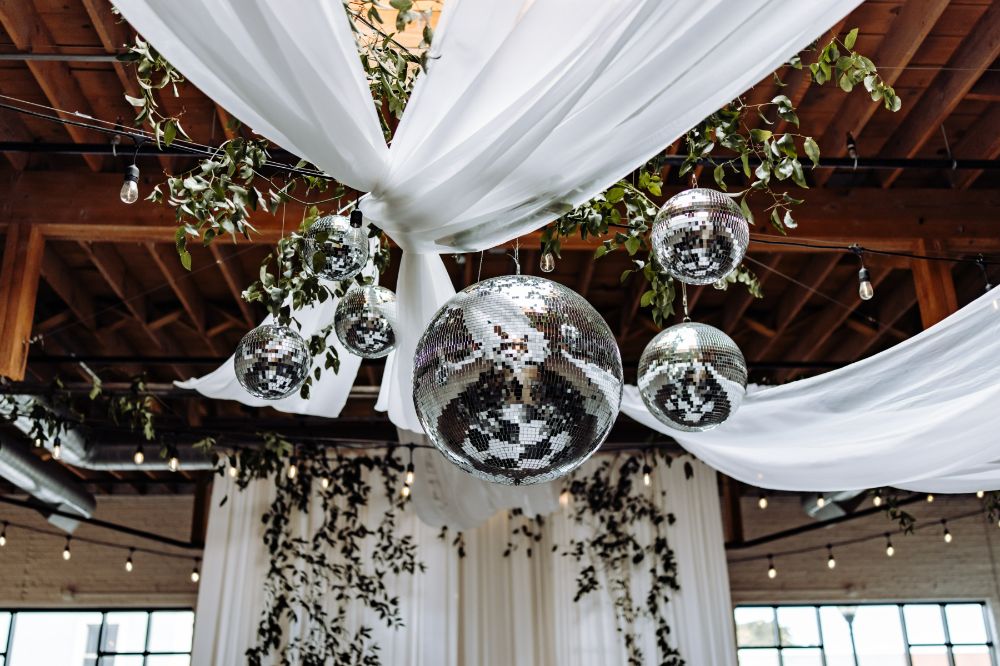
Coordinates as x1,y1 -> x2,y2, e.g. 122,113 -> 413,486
622,287 -> 1000,494
115,0 -> 863,430
192,457 -> 735,665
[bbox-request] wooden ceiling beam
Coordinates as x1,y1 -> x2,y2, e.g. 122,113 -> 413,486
813,0 -> 950,187
145,243 -> 206,332
0,224 -> 44,380
723,255 -> 781,333
209,243 -> 256,328
966,71 -> 1000,102
0,1 -> 105,171
828,278 -> 917,363
40,247 -> 97,331
949,106 -> 1000,189
877,1 -> 1000,188
911,239 -> 958,329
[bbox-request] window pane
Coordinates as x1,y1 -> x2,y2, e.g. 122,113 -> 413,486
776,607 -> 820,647
782,648 -> 824,666
852,605 -> 906,666
910,645 -> 949,666
735,607 -> 777,647
737,648 -> 780,666
145,656 -> 191,666
0,612 -> 10,651
102,612 -> 148,654
7,612 -> 103,666
99,657 -> 143,666
147,611 -> 194,653
903,605 -> 946,645
819,606 -> 857,666
945,605 -> 988,644
953,645 -> 992,666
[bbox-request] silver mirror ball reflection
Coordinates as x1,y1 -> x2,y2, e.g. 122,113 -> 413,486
234,324 -> 310,400
303,214 -> 369,281
651,188 -> 750,285
413,275 -> 623,485
334,284 -> 398,359
637,322 -> 747,432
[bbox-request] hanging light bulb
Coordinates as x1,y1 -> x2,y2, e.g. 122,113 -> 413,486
287,460 -> 298,480
120,164 -> 140,204
228,459 -> 238,478
62,536 -> 72,561
539,251 -> 556,273
885,534 -> 895,557
559,489 -> 571,508
401,484 -> 411,499
642,464 -> 652,488
168,451 -> 180,473
0,521 -> 8,547
942,520 -> 952,543
125,548 -> 134,573
33,437 -> 42,448
977,490 -> 985,499
872,490 -> 883,508
320,477 -> 330,490
404,446 -> 415,486
926,493 -> 934,503
758,494 -> 769,510
826,545 -> 836,570
767,555 -> 777,580
52,438 -> 62,460
133,445 -> 144,465
851,244 -> 874,301
190,560 -> 200,583
816,494 -> 826,509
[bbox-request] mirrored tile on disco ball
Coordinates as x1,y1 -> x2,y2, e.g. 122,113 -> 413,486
637,321 -> 746,432
413,275 -> 623,485
651,188 -> 749,285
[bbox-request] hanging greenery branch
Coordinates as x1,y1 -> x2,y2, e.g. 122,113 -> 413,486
539,28 -> 900,325
118,35 -> 189,147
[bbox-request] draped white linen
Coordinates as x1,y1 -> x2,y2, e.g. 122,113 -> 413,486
115,0 -> 864,431
622,287 -> 1000,494
192,456 -> 735,665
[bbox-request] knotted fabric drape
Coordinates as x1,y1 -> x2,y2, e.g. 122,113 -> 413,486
115,0 -> 864,431
192,456 -> 736,665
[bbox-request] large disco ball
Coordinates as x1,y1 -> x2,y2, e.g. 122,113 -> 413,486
637,322 -> 747,432
234,324 -> 310,400
651,188 -> 749,285
334,283 -> 398,359
413,275 -> 623,485
303,213 -> 369,282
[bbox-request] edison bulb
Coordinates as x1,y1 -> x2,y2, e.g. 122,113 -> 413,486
133,449 -> 144,465
168,456 -> 180,472
125,558 -> 134,572
827,556 -> 836,570
320,477 -> 330,490
767,565 -> 777,579
873,495 -> 882,507
816,496 -> 826,509
758,496 -> 768,510
401,485 -> 411,498
120,165 -> 140,204
559,490 -> 571,508
886,544 -> 895,557
539,252 -> 556,273
944,531 -> 952,544
858,267 -> 874,301
191,568 -> 200,583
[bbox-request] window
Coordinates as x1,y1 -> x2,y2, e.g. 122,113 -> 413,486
0,609 -> 194,666
735,603 -> 995,666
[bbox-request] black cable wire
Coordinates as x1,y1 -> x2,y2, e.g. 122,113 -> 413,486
0,518 -> 200,562
752,237 -> 1000,266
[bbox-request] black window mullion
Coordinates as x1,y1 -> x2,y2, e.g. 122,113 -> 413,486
814,606 -> 829,666
897,605 -> 914,666
4,613 -> 15,662
94,611 -> 107,661
143,610 -> 152,666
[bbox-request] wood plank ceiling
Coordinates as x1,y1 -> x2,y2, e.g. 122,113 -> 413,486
0,0 -> 997,494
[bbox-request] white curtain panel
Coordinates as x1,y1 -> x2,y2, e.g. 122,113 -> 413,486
622,287 -> 1000,494
192,456 -> 734,665
114,0 -> 863,431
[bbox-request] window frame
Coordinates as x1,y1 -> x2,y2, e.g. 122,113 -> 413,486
735,601 -> 997,666
0,607 -> 194,666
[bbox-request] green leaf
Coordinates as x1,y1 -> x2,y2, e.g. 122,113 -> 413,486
713,164 -> 727,191
844,27 -> 859,50
605,187 -> 625,203
739,198 -> 755,226
624,236 -> 641,256
639,290 -> 655,307
750,129 -> 772,143
803,137 -> 821,167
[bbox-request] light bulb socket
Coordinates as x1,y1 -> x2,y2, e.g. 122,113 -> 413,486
858,267 -> 871,283
349,209 -> 363,229
123,164 -> 140,183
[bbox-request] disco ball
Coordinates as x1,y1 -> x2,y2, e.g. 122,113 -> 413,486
651,188 -> 749,285
303,213 -> 369,281
637,322 -> 747,432
413,275 -> 623,485
334,283 -> 398,359
234,324 -> 310,400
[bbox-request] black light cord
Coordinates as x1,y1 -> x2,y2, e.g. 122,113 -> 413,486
0,517 -> 200,562
752,237 -> 1000,266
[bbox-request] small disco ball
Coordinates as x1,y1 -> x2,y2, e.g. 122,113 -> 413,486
334,283 -> 398,359
413,275 -> 623,485
234,324 -> 310,400
637,322 -> 747,432
303,214 -> 369,282
651,188 -> 750,285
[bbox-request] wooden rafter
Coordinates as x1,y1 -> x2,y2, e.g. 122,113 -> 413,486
0,224 -> 44,380
949,106 -> 1000,189
877,1 -> 1000,188
813,0 -> 950,187
723,255 -> 781,333
209,243 -> 257,328
910,239 -> 958,329
828,277 -> 917,363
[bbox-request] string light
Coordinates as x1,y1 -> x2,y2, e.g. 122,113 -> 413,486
926,493 -> 935,503
33,437 -> 41,448
62,536 -> 72,561
767,554 -> 777,579
120,163 -> 140,204
872,490 -> 883,508
826,544 -> 836,569
0,521 -> 8,547
404,445 -> 415,487
977,490 -> 985,499
125,548 -> 134,572
168,450 -> 180,473
816,494 -> 826,509
133,445 -> 144,465
758,494 -> 769,510
559,489 -> 571,508
642,464 -> 652,488
851,244 -> 874,301
320,477 -> 330,490
52,437 -> 61,460
190,559 -> 200,583
942,520 -> 952,543
287,460 -> 298,480
884,533 -> 895,557
400,485 -> 411,499
228,459 -> 238,478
